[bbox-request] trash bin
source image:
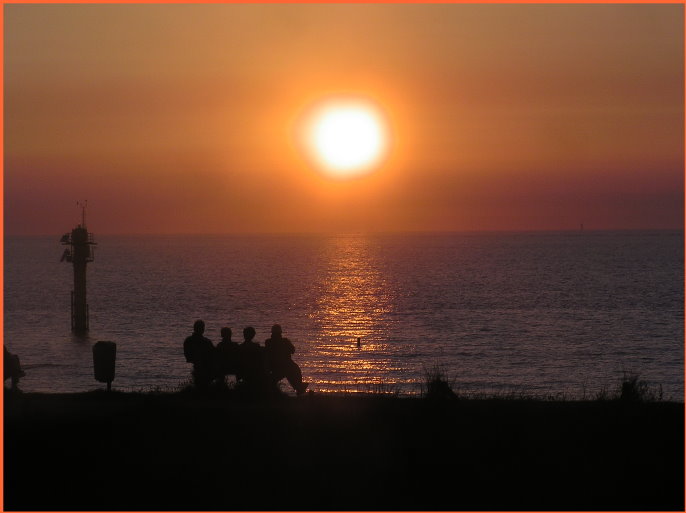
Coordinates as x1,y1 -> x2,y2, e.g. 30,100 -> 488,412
93,341 -> 116,391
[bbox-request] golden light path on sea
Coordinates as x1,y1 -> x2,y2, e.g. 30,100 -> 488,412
306,236 -> 407,393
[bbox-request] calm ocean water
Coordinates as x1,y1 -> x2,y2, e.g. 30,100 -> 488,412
4,231 -> 684,399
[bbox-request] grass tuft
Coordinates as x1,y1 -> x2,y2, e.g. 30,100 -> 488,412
423,364 -> 458,400
618,371 -> 661,402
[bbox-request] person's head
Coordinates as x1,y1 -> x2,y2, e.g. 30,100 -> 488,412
220,327 -> 232,339
193,320 -> 205,335
243,326 -> 256,342
271,324 -> 282,338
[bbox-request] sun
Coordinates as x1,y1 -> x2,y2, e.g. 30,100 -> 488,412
300,97 -> 389,179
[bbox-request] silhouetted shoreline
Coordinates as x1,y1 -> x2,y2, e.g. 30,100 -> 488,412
4,389 -> 683,511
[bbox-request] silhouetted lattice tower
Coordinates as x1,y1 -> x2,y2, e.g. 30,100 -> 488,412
60,202 -> 96,332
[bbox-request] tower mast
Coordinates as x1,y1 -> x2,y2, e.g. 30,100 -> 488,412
60,201 -> 96,332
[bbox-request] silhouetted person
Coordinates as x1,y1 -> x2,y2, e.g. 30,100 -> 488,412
183,320 -> 215,390
4,346 -> 25,390
238,327 -> 268,392
216,327 -> 240,384
265,324 -> 308,396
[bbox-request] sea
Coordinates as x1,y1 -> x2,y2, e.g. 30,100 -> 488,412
3,231 -> 684,399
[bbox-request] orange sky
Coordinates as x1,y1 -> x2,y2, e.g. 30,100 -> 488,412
4,4 -> 683,235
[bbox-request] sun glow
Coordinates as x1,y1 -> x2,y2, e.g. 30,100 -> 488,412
301,98 -> 389,179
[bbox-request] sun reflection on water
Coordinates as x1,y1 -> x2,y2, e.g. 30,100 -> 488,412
305,235 -> 404,393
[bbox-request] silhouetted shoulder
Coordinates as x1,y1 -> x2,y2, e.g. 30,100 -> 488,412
184,333 -> 214,363
283,337 -> 295,354
217,340 -> 240,353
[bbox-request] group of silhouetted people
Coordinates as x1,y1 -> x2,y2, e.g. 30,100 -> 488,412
183,320 -> 308,396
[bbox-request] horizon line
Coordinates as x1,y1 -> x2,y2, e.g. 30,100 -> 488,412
5,227 -> 685,238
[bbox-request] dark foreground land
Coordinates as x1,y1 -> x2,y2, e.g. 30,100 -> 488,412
4,389 -> 684,511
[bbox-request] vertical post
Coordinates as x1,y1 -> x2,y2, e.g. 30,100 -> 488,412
93,341 -> 116,391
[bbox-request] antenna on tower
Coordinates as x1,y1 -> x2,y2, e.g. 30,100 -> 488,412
77,200 -> 88,228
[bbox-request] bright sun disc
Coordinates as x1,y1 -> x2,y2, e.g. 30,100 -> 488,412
303,99 -> 389,179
